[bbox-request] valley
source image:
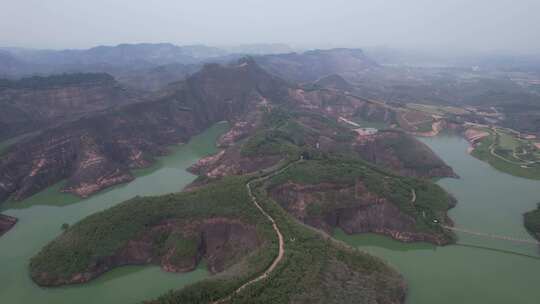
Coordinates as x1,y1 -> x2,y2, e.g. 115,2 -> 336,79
0,42 -> 539,304
3,0 -> 540,302
0,123 -> 227,304
338,136 -> 540,304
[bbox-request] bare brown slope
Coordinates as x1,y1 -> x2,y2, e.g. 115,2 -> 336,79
0,59 -> 291,203
0,214 -> 17,236
0,73 -> 137,140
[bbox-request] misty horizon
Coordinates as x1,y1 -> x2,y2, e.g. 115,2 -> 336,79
1,0 -> 540,54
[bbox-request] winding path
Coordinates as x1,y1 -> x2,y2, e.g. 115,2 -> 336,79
489,128 -> 539,167
214,159 -> 300,303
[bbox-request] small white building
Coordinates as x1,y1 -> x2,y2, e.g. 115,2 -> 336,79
355,128 -> 378,136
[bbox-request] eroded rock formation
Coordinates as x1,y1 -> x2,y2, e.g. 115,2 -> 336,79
31,217 -> 259,286
0,59 -> 290,203
0,214 -> 17,236
0,73 -> 137,140
269,181 -> 453,245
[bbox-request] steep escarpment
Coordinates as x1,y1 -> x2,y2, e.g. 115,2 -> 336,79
0,73 -> 137,140
0,58 -> 454,204
282,89 -> 456,177
267,158 -> 455,245
0,214 -> 17,236
0,59 -> 291,203
189,109 -> 456,246
30,178 -> 263,286
0,98 -> 200,202
33,217 -> 258,286
151,183 -> 407,304
189,108 -> 358,181
32,173 -> 407,304
191,106 -> 455,184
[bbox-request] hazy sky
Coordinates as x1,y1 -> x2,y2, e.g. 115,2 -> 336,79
1,0 -> 539,52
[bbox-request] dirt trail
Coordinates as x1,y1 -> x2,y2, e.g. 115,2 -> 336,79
213,159 -> 300,303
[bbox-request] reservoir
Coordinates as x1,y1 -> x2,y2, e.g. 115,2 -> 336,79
337,135 -> 540,304
0,122 -> 229,304
2,129 -> 540,303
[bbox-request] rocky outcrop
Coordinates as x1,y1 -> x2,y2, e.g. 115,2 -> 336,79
189,145 -> 282,179
270,181 -> 452,245
0,214 -> 17,236
190,100 -> 454,185
0,73 -> 137,140
0,99 -> 200,202
31,217 -> 259,287
0,59 -> 292,203
0,57 -> 455,208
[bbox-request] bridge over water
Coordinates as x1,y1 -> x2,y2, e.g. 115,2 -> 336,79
442,225 -> 540,245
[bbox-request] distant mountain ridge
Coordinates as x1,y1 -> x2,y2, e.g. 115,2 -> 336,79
0,58 -> 453,205
254,48 -> 379,82
2,43 -> 226,66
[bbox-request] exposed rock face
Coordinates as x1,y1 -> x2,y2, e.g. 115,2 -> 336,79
270,181 -> 451,245
0,99 -> 198,202
0,58 -> 454,205
0,214 -> 17,236
189,145 -> 282,179
31,217 -> 259,286
255,48 -> 378,83
0,59 -> 291,203
0,73 -> 136,140
354,130 -> 457,179
190,98 -> 454,184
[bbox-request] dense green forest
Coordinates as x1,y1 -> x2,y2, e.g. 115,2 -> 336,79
30,105 -> 459,303
30,177 -> 275,282
268,156 -> 455,237
146,177 -> 405,304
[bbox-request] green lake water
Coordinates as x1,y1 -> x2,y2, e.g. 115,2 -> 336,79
0,122 -> 229,304
2,128 -> 540,304
336,135 -> 540,304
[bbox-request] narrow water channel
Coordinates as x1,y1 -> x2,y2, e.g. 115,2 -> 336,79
0,122 -> 229,304
336,135 -> 540,304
